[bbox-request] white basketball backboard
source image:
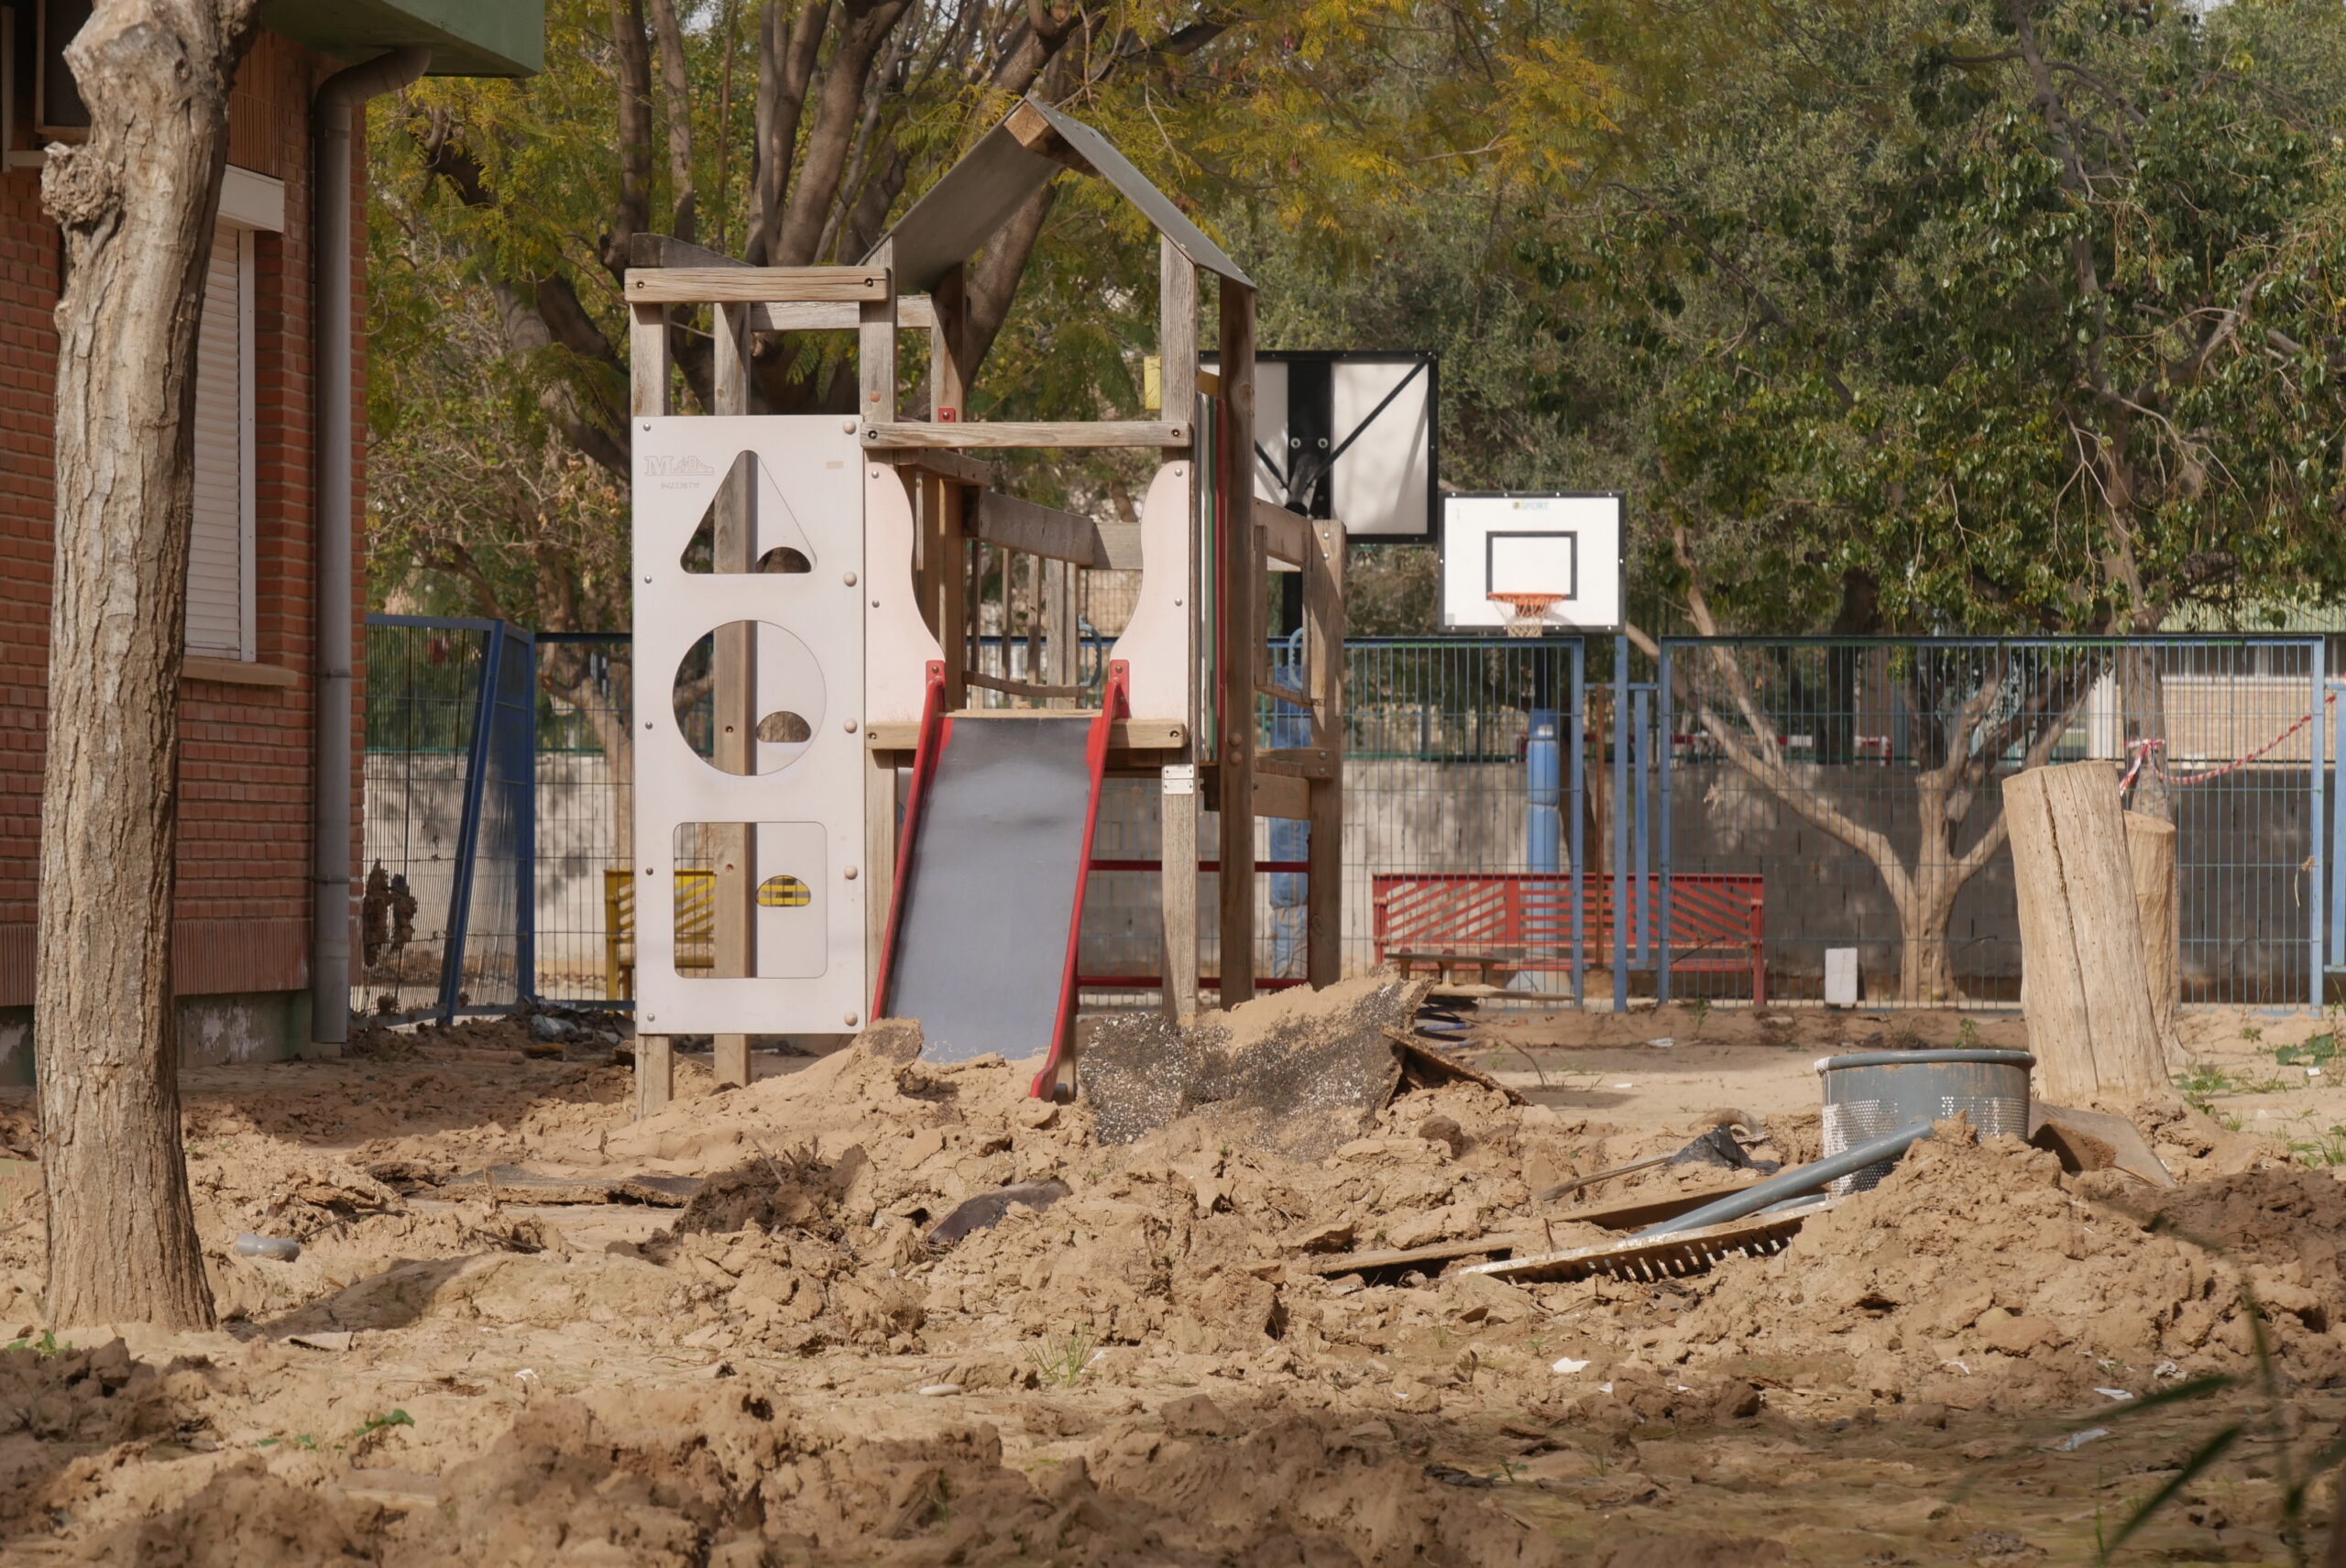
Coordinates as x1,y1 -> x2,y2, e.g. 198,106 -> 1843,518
1201,351 -> 1437,541
1440,492 -> 1624,632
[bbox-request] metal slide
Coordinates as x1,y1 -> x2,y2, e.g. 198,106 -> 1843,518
875,663 -> 1128,1096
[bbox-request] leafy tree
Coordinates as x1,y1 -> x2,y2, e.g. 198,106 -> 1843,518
1528,0 -> 2346,999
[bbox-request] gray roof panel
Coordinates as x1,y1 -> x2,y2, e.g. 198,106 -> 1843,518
868,97 -> 1252,293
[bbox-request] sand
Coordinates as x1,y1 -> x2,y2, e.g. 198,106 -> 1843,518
0,998 -> 2336,1563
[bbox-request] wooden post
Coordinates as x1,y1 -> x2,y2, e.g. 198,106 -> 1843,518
1305,518 -> 1346,987
932,263 -> 968,422
942,482 -> 970,708
710,302 -> 756,1089
2125,811 -> 2186,1070
860,257 -> 899,1000
2006,762 -> 2172,1106
1216,280 -> 1259,1005
1159,239 -> 1202,1019
630,300 -> 676,1116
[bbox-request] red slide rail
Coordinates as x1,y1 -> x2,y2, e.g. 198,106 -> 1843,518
1031,661 -> 1129,1099
871,660 -> 947,1021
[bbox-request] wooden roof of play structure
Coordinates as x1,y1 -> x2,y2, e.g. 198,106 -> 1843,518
866,98 -> 1252,294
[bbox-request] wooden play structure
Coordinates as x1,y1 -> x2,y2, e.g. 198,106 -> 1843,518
624,97 -> 1344,1114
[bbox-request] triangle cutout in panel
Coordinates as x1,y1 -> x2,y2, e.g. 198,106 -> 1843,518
679,451 -> 817,576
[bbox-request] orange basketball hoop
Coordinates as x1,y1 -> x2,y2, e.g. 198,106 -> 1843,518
1488,591 -> 1563,638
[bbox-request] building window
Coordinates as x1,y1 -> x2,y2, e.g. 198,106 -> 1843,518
188,218 -> 258,661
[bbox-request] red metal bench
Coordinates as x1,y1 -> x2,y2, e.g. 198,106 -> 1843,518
1370,872 -> 1767,1003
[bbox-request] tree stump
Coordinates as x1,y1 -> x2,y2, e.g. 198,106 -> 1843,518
2005,762 -> 2171,1106
2124,811 -> 2186,1071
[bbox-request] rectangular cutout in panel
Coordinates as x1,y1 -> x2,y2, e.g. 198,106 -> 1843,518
669,821 -> 829,979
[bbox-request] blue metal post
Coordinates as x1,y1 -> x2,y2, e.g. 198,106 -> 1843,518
1267,633 -> 1310,978
1632,686 -> 1651,967
1571,641 -> 1586,1008
1658,645 -> 1674,1005
1613,635 -> 1628,1013
2331,675 -> 2345,972
511,629 -> 538,1007
2314,645 -> 2328,1010
1527,708 -> 1561,873
439,622 -> 503,1025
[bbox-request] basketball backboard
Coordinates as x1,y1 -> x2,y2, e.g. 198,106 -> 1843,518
1201,351 -> 1437,541
1441,492 -> 1624,632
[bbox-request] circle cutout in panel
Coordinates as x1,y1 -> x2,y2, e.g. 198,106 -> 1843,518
671,621 -> 827,774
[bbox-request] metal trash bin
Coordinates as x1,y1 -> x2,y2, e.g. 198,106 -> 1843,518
1815,1048 -> 2034,1194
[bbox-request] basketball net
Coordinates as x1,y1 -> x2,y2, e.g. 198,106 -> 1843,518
1488,591 -> 1562,639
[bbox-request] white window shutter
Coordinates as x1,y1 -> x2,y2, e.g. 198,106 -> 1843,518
187,222 -> 253,659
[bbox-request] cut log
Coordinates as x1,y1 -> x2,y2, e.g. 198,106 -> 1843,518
2123,812 -> 2186,1071
2005,762 -> 2172,1107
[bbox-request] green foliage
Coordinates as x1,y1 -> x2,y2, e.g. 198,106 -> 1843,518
1525,0 -> 2346,636
1028,1325 -> 1096,1387
3,1331 -> 69,1357
2273,1034 -> 2339,1068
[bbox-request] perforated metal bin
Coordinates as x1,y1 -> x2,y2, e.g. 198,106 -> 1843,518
1815,1048 -> 2034,1194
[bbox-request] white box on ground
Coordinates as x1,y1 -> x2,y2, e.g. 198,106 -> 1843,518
1824,948 -> 1859,1008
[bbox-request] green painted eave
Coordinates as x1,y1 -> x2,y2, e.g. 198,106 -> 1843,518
261,0 -> 543,78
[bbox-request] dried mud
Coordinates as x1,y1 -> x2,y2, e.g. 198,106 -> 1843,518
0,1002 -> 2336,1563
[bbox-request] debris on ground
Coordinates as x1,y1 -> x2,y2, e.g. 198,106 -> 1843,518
0,991 -> 2332,1562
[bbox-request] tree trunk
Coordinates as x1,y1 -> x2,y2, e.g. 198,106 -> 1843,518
2005,762 -> 2171,1108
2117,643 -> 2171,821
2124,810 -> 2186,1070
35,0 -> 258,1330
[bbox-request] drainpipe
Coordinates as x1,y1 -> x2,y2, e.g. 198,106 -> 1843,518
312,46 -> 429,1050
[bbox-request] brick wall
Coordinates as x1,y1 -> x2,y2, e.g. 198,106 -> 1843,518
0,27 -> 365,1010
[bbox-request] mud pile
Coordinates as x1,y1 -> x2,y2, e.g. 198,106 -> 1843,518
1649,1124 -> 2346,1409
93,1374 -> 1568,1568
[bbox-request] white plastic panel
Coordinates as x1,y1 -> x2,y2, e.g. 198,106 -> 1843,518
1440,492 -> 1624,632
1107,461 -> 1194,729
864,464 -> 946,726
633,416 -> 869,1035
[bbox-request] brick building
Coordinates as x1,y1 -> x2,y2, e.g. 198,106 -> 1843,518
0,3 -> 540,1071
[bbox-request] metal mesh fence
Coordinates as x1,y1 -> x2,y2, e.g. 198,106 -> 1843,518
1660,637 -> 2325,1009
358,620 -> 487,1018
533,634 -> 632,1004
363,626 -> 2334,1019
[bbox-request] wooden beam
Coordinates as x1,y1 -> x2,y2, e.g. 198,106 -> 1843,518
931,263 -> 968,422
963,670 -> 1090,701
967,490 -> 1142,569
891,449 -> 994,488
1006,100 -> 1099,175
1160,236 -> 1197,435
1255,499 -> 1310,566
753,296 -> 935,332
711,302 -> 756,1089
626,265 -> 889,303
1160,762 -> 1200,1021
866,718 -> 1187,751
861,420 -> 1189,452
627,298 -> 669,1116
622,235 -> 932,328
1250,770 -> 1309,821
629,302 -> 671,419
1256,747 -> 1338,781
1217,280 -> 1260,1004
1305,517 -> 1346,989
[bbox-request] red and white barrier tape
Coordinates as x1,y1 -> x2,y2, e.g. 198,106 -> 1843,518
2119,689 -> 2337,795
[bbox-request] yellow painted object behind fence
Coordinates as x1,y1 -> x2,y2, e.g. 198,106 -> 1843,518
604,869 -> 714,1001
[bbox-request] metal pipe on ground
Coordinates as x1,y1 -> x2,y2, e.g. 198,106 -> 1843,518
1629,1119 -> 1936,1241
